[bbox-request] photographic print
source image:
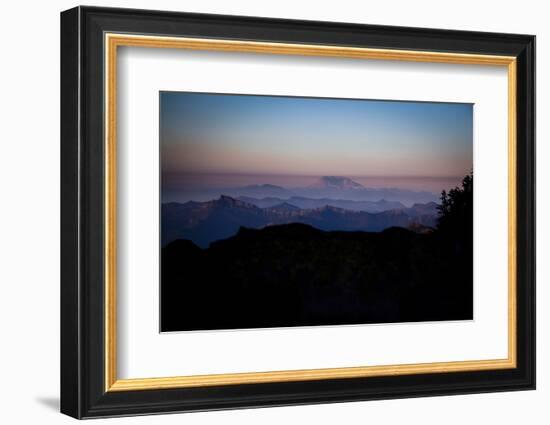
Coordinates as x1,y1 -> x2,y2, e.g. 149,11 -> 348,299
61,9 -> 535,417
160,92 -> 473,332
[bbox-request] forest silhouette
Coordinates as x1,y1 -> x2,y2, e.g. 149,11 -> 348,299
161,173 -> 474,331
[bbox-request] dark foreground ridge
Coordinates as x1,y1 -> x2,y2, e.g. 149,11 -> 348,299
161,223 -> 473,332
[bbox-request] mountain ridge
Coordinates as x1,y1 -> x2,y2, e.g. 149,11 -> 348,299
161,222 -> 472,331
162,195 -> 439,248
237,195 -> 406,212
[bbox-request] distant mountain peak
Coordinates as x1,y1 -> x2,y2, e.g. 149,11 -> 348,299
216,195 -> 256,209
412,201 -> 438,208
219,195 -> 236,201
310,176 -> 364,190
267,202 -> 300,211
243,183 -> 285,190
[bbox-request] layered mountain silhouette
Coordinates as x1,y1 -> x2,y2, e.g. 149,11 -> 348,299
162,195 -> 439,248
264,202 -> 301,212
161,173 -> 473,332
236,195 -> 406,212
162,176 -> 440,205
161,223 -> 473,331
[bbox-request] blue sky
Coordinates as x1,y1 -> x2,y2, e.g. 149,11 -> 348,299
160,91 -> 472,181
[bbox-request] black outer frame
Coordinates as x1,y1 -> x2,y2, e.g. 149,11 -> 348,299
60,6 -> 535,419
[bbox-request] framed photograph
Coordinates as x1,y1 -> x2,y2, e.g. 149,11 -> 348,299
60,6 -> 535,419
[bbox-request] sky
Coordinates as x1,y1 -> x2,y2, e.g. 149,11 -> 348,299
160,91 -> 473,188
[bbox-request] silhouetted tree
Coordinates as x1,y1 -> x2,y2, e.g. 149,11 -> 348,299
436,171 -> 473,244
430,172 -> 473,316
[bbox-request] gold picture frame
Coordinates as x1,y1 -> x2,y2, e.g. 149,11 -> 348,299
104,33 -> 517,392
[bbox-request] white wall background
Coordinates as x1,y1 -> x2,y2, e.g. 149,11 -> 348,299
0,0 -> 545,423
